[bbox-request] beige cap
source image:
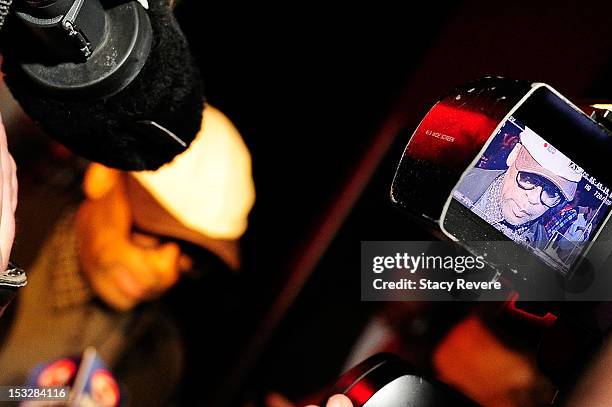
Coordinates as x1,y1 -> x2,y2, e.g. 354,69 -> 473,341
516,127 -> 582,201
129,105 -> 255,241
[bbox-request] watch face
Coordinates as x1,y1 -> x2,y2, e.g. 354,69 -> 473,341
442,85 -> 612,277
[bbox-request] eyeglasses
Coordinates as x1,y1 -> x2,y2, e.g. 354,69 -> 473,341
516,171 -> 564,208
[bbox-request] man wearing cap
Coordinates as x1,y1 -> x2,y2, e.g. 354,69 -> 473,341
455,127 -> 583,247
0,105 -> 255,405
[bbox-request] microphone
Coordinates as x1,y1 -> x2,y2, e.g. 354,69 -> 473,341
0,0 -> 205,170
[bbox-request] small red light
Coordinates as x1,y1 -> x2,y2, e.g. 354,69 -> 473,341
347,381 -> 377,406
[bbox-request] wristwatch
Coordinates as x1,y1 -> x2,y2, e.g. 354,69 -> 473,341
0,261 -> 26,288
0,261 -> 26,318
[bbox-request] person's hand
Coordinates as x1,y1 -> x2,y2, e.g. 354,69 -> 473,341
305,395 -> 353,407
0,114 -> 17,272
77,164 -> 182,311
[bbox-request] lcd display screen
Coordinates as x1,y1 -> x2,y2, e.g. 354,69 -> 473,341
452,115 -> 612,273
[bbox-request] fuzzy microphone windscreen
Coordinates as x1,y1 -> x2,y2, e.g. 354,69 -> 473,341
0,0 -> 204,170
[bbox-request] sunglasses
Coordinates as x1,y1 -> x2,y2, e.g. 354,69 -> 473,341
515,171 -> 564,208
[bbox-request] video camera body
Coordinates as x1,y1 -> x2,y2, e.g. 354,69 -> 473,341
324,78 -> 612,406
391,77 -> 612,300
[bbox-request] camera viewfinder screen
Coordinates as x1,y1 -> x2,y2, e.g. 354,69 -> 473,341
452,116 -> 612,273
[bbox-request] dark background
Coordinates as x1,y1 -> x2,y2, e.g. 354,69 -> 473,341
4,0 -> 612,405
173,0 -> 612,405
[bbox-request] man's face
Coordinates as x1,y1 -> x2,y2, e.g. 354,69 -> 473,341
500,162 -> 552,226
76,171 -> 190,311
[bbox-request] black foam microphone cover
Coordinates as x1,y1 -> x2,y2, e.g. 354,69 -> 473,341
1,0 -> 204,170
